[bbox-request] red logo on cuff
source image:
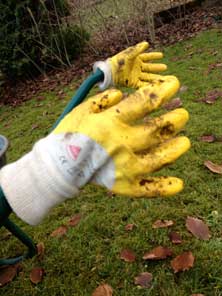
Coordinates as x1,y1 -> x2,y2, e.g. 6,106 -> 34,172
67,145 -> 81,160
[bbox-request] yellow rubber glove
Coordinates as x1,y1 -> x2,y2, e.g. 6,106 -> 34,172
54,76 -> 190,197
93,41 -> 168,89
0,76 -> 190,225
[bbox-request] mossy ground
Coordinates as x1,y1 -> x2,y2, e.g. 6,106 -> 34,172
1,29 -> 222,295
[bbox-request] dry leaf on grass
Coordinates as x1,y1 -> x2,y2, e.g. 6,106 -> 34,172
30,267 -> 44,284
125,223 -> 135,231
68,213 -> 82,227
0,264 -> 21,287
186,217 -> 211,240
169,231 -> 182,244
134,272 -> 153,288
152,219 -> 174,229
120,249 -> 136,262
50,225 -> 68,237
195,90 -> 222,104
179,85 -> 188,93
143,246 -> 173,260
171,251 -> 195,273
31,124 -> 39,130
204,160 -> 222,174
37,242 -> 45,260
163,98 -> 182,110
199,135 -> 216,143
92,283 -> 113,296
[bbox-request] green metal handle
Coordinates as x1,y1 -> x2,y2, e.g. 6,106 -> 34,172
0,218 -> 37,265
0,188 -> 37,265
0,187 -> 11,225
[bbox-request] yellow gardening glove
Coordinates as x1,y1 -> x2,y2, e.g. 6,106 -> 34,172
54,75 -> 190,198
93,41 -> 168,89
0,75 -> 189,225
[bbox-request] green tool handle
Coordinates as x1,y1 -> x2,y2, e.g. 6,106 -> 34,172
0,218 -> 37,265
52,68 -> 104,129
0,187 -> 11,224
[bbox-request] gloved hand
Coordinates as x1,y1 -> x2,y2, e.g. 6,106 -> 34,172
93,41 -> 168,89
0,76 -> 190,225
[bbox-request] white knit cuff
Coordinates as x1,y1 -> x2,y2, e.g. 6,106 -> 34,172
93,60 -> 113,90
0,143 -> 79,225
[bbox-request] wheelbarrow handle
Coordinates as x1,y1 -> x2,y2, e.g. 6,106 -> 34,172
52,68 -> 104,130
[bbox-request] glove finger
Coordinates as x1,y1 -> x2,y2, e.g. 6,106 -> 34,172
113,176 -> 184,197
140,52 -> 164,61
141,63 -> 167,73
122,41 -> 149,59
137,136 -> 190,174
89,89 -> 123,113
135,73 -> 168,88
139,72 -> 173,82
108,75 -> 180,123
124,108 -> 189,152
135,176 -> 184,197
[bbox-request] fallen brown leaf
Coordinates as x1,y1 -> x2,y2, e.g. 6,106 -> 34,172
186,217 -> 211,240
179,85 -> 188,93
204,96 -> 217,104
152,219 -> 174,229
57,90 -> 64,95
143,246 -> 173,260
68,213 -> 82,227
0,264 -> 19,287
50,225 -> 68,237
204,160 -> 222,174
107,191 -> 115,198
120,249 -> 136,262
31,124 -> 39,130
30,267 -> 44,284
189,66 -> 197,71
206,63 -> 222,75
169,231 -> 182,244
199,135 -> 216,143
37,242 -> 45,260
134,272 -> 153,288
125,223 -> 135,231
34,103 -> 43,107
92,283 -> 113,296
194,89 -> 222,104
163,98 -> 182,110
171,251 -> 195,273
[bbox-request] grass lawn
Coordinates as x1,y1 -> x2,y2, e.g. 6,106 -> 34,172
1,29 -> 222,295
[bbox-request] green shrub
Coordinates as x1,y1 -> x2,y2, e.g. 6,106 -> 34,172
0,0 -> 89,82
54,25 -> 90,64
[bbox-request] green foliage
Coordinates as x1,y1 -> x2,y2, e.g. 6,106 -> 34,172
0,0 -> 89,81
49,25 -> 90,66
